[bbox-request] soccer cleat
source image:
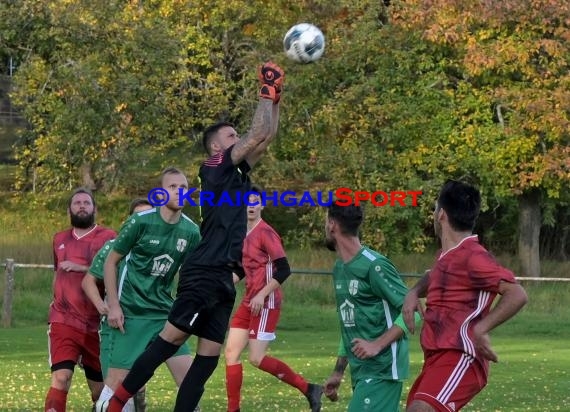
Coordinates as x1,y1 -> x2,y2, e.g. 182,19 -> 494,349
305,383 -> 323,412
94,399 -> 108,412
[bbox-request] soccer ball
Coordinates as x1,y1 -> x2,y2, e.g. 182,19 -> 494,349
283,23 -> 325,63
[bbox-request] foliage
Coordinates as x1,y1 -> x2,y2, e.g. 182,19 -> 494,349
1,0 -> 569,257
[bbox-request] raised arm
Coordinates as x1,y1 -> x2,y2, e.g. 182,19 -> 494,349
231,62 -> 284,167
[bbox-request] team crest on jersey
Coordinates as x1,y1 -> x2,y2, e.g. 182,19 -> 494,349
348,280 -> 359,296
176,238 -> 187,252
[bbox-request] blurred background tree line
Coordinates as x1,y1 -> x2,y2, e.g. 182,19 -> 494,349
0,0 -> 568,276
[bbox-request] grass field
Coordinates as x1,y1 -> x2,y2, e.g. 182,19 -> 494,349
1,266 -> 570,411
2,204 -> 570,411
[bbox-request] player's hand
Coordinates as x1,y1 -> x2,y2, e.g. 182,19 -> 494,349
472,324 -> 498,362
351,338 -> 383,359
257,61 -> 284,91
259,85 -> 280,103
402,290 -> 424,334
248,294 -> 265,316
96,301 -> 109,316
107,303 -> 125,333
59,260 -> 85,272
323,374 -> 341,402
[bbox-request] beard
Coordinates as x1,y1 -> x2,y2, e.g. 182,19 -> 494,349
70,211 -> 95,229
325,237 -> 336,251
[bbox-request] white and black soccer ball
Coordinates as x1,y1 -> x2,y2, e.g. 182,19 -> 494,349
283,23 -> 325,64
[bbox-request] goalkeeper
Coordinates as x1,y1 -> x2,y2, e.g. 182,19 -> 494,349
101,61 -> 285,412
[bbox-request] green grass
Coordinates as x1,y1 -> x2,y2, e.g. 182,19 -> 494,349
2,205 -> 570,411
1,267 -> 570,411
1,302 -> 570,411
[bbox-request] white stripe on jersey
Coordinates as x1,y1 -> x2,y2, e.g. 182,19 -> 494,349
362,248 -> 377,261
436,352 -> 474,405
117,252 -> 130,300
137,208 -> 156,216
382,299 -> 399,380
266,257 -> 275,309
460,290 -> 491,356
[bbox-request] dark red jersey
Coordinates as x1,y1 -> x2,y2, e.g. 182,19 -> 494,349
49,225 -> 116,332
420,236 -> 517,369
241,219 -> 285,308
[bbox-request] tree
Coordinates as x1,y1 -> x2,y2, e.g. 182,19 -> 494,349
5,1 -> 231,193
392,0 -> 570,275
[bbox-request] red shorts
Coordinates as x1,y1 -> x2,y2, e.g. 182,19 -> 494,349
229,301 -> 280,341
47,322 -> 101,374
407,350 -> 487,412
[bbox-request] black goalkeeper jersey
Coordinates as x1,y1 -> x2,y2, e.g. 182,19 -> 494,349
181,145 -> 251,273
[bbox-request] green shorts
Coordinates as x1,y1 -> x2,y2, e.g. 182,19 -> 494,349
99,317 -> 191,377
348,377 -> 403,412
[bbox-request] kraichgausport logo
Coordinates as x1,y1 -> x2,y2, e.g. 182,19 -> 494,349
147,187 -> 422,208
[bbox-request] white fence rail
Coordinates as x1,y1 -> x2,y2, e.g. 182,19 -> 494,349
2,258 -> 569,328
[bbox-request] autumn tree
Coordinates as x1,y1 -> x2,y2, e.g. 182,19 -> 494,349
391,0 -> 570,275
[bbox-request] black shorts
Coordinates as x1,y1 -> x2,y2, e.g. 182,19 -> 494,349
168,265 -> 236,344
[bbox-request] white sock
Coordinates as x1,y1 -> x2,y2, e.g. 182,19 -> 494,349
122,398 -> 135,412
97,384 -> 133,412
99,385 -> 114,402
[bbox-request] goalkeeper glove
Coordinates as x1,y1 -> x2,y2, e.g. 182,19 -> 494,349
258,61 -> 284,92
259,84 -> 280,104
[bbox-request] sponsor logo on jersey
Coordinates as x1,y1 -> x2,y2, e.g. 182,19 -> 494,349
348,280 -> 359,296
176,238 -> 187,252
150,254 -> 174,277
447,402 -> 456,411
340,299 -> 355,327
58,243 -> 65,250
149,239 -> 160,245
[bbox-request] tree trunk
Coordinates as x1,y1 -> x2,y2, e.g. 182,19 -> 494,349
80,162 -> 96,190
518,190 -> 541,277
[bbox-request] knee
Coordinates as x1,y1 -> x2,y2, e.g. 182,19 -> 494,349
224,346 -> 241,364
51,369 -> 73,390
407,400 -> 436,412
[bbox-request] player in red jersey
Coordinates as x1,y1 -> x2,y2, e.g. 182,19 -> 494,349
403,180 -> 528,412
45,188 -> 116,412
224,185 -> 322,412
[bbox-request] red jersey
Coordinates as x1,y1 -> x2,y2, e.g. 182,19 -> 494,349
420,236 -> 517,366
49,225 -> 116,332
241,219 -> 286,309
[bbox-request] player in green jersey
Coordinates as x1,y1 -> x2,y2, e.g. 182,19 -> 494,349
95,168 -> 201,412
82,198 -> 152,318
323,202 -> 416,412
82,198 -> 152,411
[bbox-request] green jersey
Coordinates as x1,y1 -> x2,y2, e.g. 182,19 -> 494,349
110,207 -> 201,319
333,246 -> 410,383
89,239 -> 115,279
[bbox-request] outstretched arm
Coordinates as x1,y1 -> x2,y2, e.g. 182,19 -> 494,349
230,98 -> 275,167
231,62 -> 284,167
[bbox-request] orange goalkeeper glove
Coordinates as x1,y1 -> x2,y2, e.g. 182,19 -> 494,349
258,61 -> 284,90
